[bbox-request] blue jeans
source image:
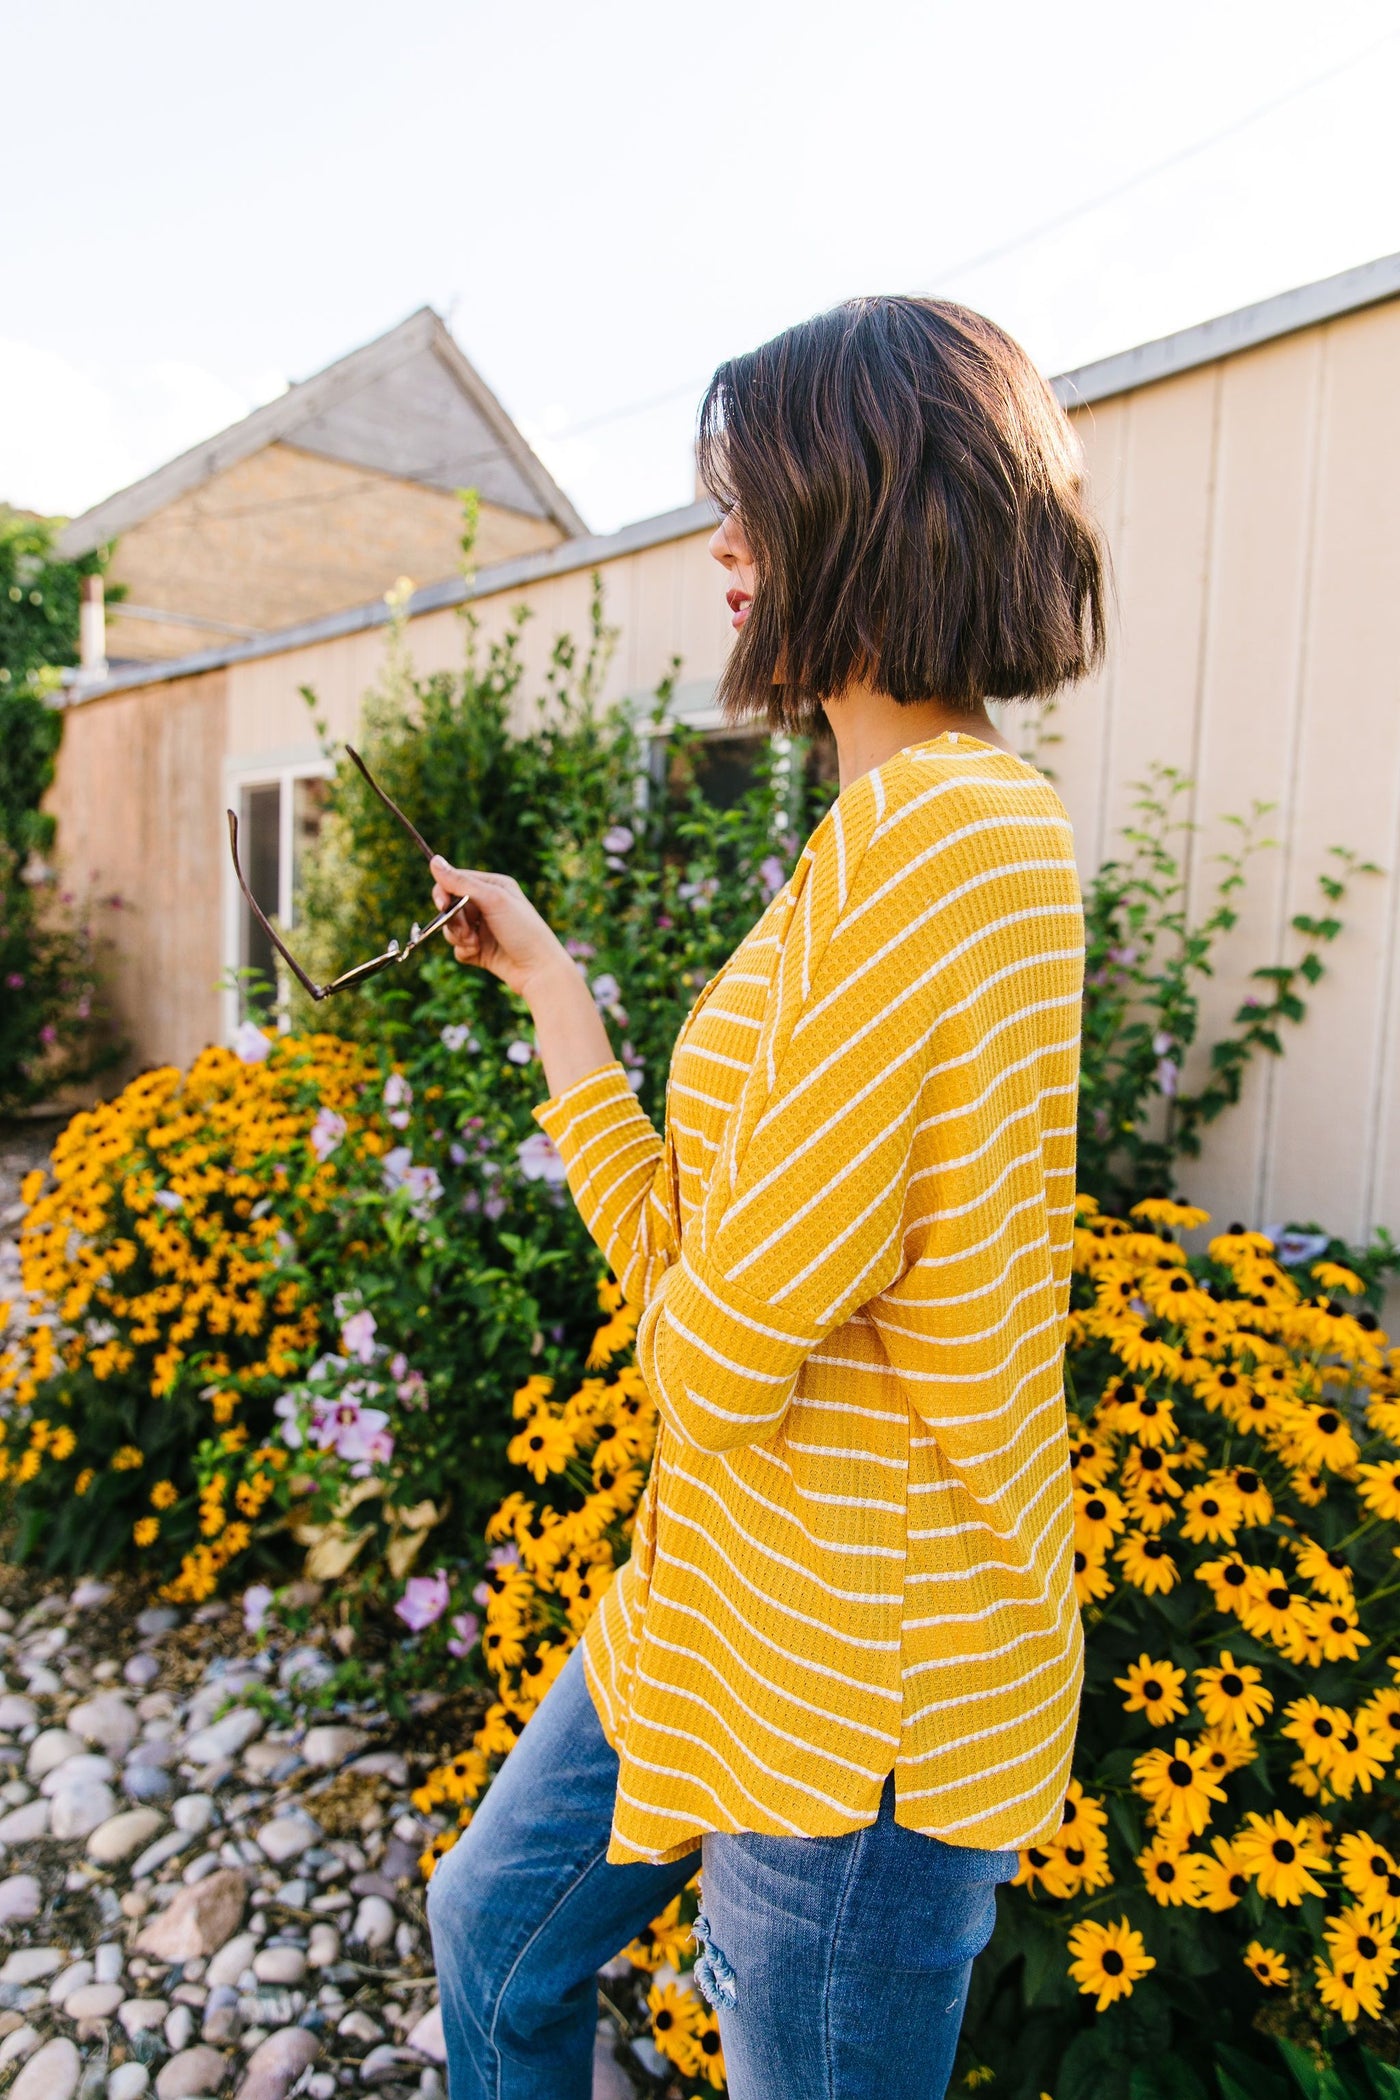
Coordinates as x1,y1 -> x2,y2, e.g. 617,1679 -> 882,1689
425,1638 -> 1018,2099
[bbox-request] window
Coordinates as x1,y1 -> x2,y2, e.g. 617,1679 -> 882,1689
225,765 -> 332,1029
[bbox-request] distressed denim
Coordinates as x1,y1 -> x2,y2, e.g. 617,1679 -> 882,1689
426,1637 -> 1018,2100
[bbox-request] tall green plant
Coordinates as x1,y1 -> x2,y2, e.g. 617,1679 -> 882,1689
1078,767 -> 1381,1212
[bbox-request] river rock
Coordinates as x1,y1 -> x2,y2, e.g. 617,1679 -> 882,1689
41,1752 -> 116,1796
200,1987 -> 241,2045
0,1874 -> 41,1925
0,1695 -> 38,1733
234,2026 -> 318,2100
155,2048 -> 226,2100
88,1808 -> 164,1864
123,1765 -> 175,1806
183,1711 -> 263,1766
299,1727 -> 367,1770
254,1816 -> 317,1865
205,1934 -> 257,1989
117,2000 -> 169,2039
358,2047 -> 421,2087
123,1656 -> 160,1691
0,2027 -> 41,2073
304,1925 -> 338,1971
250,1948 -> 304,1987
135,1607 -> 178,1639
27,1729 -> 84,1781
68,1694 -> 138,1757
51,1781 -> 119,1840
405,2005 -> 444,2063
135,1869 -> 247,1961
172,1795 -> 214,1835
1,1950 -> 63,1985
0,1798 -> 50,1843
107,2068 -> 150,2100
64,1983 -> 125,2022
349,1895 -> 395,1950
47,1960 -> 94,2006
163,2005 -> 194,2053
10,2037 -> 82,2100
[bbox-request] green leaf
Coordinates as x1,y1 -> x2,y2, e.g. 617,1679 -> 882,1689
1361,2056 -> 1400,2100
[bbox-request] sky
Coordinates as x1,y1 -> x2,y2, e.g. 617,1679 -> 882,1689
5,0 -> 1400,536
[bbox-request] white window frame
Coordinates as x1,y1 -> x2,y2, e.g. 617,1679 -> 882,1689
221,753 -> 334,1042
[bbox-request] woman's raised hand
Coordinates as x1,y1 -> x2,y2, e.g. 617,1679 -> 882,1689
429,856 -> 569,1001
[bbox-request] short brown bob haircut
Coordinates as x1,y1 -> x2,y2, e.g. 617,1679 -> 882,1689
696,295 -> 1108,735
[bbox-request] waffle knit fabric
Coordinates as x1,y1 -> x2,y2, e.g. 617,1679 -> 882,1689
531,730 -> 1086,1866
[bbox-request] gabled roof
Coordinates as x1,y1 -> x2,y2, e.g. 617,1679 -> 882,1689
57,307 -> 586,558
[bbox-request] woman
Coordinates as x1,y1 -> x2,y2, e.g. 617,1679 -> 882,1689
425,294 -> 1107,2100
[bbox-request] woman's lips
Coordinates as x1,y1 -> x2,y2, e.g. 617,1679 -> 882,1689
726,588 -> 751,630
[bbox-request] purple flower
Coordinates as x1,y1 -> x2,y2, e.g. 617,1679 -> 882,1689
396,1571 -> 450,1632
449,1141 -> 470,1166
758,855 -> 786,901
484,1194 -> 506,1221
602,825 -> 634,855
38,1022 -> 57,1047
274,1393 -> 304,1448
565,937 -> 595,959
232,1019 -> 273,1063
310,1108 -> 346,1160
6,973 -> 24,990
341,1310 -> 378,1363
397,1367 -> 429,1409
506,1038 -> 534,1065
440,1023 -> 472,1052
657,914 -> 673,929
242,1584 -> 275,1634
588,973 -> 620,1007
1155,1058 -> 1179,1099
404,1165 -> 443,1210
446,1611 -> 481,1659
517,1131 -> 566,1186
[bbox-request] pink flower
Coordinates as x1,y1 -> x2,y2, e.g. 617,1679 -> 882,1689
242,1584 -> 275,1634
340,1310 -> 378,1363
516,1132 -> 566,1186
310,1108 -> 346,1160
396,1571 -> 450,1632
446,1611 -> 480,1659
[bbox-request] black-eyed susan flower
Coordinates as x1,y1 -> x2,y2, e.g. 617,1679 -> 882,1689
132,1516 -> 159,1547
1074,1484 -> 1127,1555
692,2006 -> 726,2090
1114,1653 -> 1188,1728
1196,1721 -> 1258,1780
1112,1387 -> 1178,1447
1136,1833 -> 1205,1907
1195,1652 -> 1273,1735
1066,1916 -> 1155,2010
1215,1464 -> 1273,1527
1284,1401 -> 1361,1475
1116,1529 -> 1179,1595
1130,1198 -> 1210,1233
1357,1457 -> 1400,1522
1326,1717 -> 1391,1798
1357,1684 -> 1400,1752
1242,1941 -> 1290,1986
1196,1551 -> 1261,1617
1133,1737 -> 1228,1837
1193,1835 -> 1249,1912
1282,1694 -> 1353,1772
1240,1572 -> 1315,1658
507,1410 -> 578,1484
1179,1481 -> 1244,1546
1067,1427 -> 1116,1489
1314,1954 -> 1384,2023
1073,1548 -> 1114,1608
646,1980 -> 703,2078
1323,1906 -> 1398,1991
1291,1537 -> 1354,1605
1314,1600 -> 1370,1665
1336,1831 -> 1400,1924
1013,1842 -> 1080,1900
1233,1809 -> 1330,1905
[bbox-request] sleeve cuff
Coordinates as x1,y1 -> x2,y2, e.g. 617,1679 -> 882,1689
531,1059 -> 640,1170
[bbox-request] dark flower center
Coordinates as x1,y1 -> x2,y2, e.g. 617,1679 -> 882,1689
1168,1760 -> 1194,1786
1358,1936 -> 1379,1961
1317,1411 -> 1340,1436
1266,1587 -> 1291,1611
1202,1499 -> 1221,1518
701,2033 -> 721,2055
1314,1718 -> 1334,1738
1158,1861 -> 1177,1882
1224,1564 -> 1247,1588
1229,1873 -> 1247,1897
1102,1949 -> 1125,1975
1139,1449 -> 1164,1472
1221,1674 -> 1244,1697
1235,1469 -> 1260,1495
1085,1499 -> 1107,1521
1144,1540 -> 1166,1560
1331,1618 -> 1350,1637
1143,1679 -> 1163,1701
1271,1839 -> 1296,1864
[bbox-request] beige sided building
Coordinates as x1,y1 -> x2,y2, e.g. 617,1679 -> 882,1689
48,253 -> 1400,1250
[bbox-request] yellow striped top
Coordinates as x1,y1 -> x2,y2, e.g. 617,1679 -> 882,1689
532,731 -> 1085,1866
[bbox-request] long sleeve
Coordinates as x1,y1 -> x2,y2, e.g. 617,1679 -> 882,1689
635,788 -> 935,1453
530,1061 -> 680,1308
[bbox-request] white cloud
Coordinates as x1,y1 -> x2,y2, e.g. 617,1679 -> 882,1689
0,339 -> 287,521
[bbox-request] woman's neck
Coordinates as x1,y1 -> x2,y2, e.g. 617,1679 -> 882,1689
821,683 -> 1015,792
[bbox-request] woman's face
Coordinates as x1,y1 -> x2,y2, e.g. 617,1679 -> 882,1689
708,509 -> 756,631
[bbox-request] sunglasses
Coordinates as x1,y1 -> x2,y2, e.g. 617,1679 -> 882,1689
226,745 -> 469,1001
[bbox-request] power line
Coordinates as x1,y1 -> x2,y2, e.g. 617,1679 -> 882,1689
918,20 -> 1400,292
